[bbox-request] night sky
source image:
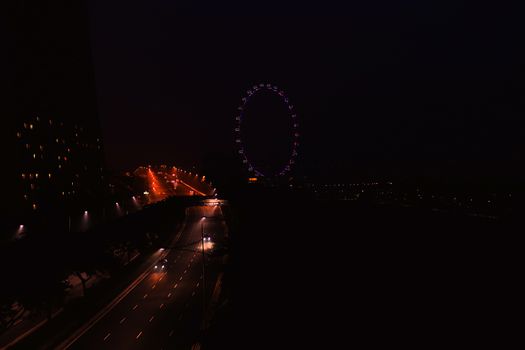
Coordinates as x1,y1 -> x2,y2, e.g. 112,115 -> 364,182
88,1 -> 524,184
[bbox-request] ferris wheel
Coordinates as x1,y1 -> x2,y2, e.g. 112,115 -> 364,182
235,83 -> 299,177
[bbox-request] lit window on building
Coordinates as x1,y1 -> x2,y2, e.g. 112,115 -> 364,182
24,194 -> 28,200
62,191 -> 65,196
48,173 -> 52,179
24,123 -> 28,129
39,145 -> 44,151
35,173 -> 39,179
49,119 -> 53,125
17,132 -> 22,138
30,183 -> 35,190
25,144 -> 30,149
36,116 -> 40,121
58,164 -> 62,169
56,138 -> 59,143
21,173 -> 26,179
32,203 -> 37,210
58,156 -> 61,160
29,124 -> 33,129
33,154 -> 36,159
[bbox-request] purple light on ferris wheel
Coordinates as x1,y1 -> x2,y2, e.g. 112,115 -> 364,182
235,83 -> 299,178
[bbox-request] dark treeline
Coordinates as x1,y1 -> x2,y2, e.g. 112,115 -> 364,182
0,197 -> 190,332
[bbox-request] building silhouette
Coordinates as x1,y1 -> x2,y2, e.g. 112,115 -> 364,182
2,0 -> 105,237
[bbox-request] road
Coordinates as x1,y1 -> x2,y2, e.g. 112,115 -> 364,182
66,204 -> 225,350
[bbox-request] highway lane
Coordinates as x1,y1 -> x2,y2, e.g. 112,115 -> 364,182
67,204 -> 225,350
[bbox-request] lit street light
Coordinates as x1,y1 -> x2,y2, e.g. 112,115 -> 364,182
200,216 -> 208,330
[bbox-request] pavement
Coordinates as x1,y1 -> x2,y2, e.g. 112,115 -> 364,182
63,204 -> 225,350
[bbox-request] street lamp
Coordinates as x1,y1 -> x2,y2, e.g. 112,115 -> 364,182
200,216 -> 207,330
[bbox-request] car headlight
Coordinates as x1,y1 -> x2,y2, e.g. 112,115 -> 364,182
154,265 -> 158,268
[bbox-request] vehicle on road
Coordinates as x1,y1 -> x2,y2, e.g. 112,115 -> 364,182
154,258 -> 168,271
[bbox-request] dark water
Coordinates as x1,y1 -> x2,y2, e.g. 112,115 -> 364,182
209,191 -> 518,348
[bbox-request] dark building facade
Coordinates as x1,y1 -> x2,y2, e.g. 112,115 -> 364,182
2,0 -> 105,237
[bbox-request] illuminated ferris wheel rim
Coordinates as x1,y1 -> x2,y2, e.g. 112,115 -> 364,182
235,83 -> 299,177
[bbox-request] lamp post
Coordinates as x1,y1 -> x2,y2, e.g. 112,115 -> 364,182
200,216 -> 207,330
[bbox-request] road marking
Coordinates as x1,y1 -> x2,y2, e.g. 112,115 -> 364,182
192,291 -> 196,297
133,305 -> 138,310
143,293 -> 148,299
200,275 -> 203,279
169,330 -> 174,337
55,210 -> 191,350
160,303 -> 164,309
152,284 -> 156,289
149,316 -> 155,323
173,283 -> 178,289
179,276 -> 183,281
136,331 -> 143,340
188,264 -> 191,268
196,282 -> 200,287
184,269 -> 187,274
119,317 -> 126,324
159,276 -> 164,281
103,333 -> 111,341
167,292 -> 172,298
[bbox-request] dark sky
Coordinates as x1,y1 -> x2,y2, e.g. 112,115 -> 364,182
88,1 -> 525,183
